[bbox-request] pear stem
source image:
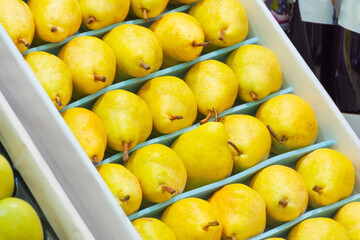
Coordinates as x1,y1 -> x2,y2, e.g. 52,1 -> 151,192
161,185 -> 176,194
169,115 -> 183,121
266,125 -> 284,144
218,29 -> 225,41
192,41 -> 211,47
251,92 -> 258,101
51,26 -> 57,32
202,221 -> 219,231
92,155 -> 99,165
55,95 -> 62,107
120,195 -> 130,202
200,110 -> 212,125
139,61 -> 151,70
87,16 -> 96,24
18,37 -> 30,48
230,233 -> 237,240
312,185 -> 323,194
123,142 -> 129,163
279,199 -> 288,207
94,74 -> 106,82
213,107 -> 219,122
142,8 -> 149,22
228,141 -> 243,155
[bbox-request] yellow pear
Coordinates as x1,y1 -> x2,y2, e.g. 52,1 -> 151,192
288,217 -> 350,240
208,184 -> 266,240
97,163 -> 142,215
226,45 -> 282,102
220,114 -> 271,173
103,24 -> 162,81
78,0 -> 130,30
58,36 -> 116,100
125,144 -> 187,203
92,89 -> 152,161
0,155 -> 14,200
161,198 -> 222,240
334,202 -> 360,240
250,165 -> 309,226
24,51 -> 72,110
296,148 -> 355,208
171,120 -> 233,191
184,60 -> 238,124
0,198 -> 43,240
137,76 -> 197,135
150,12 -> 209,68
130,0 -> 169,21
132,217 -> 176,240
189,0 -> 248,50
256,94 -> 318,154
0,0 -> 34,53
61,107 -> 107,165
28,0 -> 82,43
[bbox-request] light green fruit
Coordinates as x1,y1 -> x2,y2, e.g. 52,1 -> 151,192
0,155 -> 14,200
132,218 -> 176,240
0,197 -> 43,240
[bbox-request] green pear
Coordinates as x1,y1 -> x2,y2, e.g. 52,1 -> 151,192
184,60 -> 238,124
0,0 -> 35,53
125,144 -> 187,203
171,120 -> 233,191
79,0 -> 130,30
189,0 -> 248,50
92,89 -> 153,161
103,24 -> 163,81
132,218 -> 176,240
150,12 -> 210,68
0,197 -> 43,240
0,155 -> 14,200
137,76 -> 197,135
256,94 -> 318,154
129,0 -> 169,21
28,0 -> 82,43
24,51 -> 73,110
58,36 -> 116,100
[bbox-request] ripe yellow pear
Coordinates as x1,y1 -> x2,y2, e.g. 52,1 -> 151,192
132,218 -> 176,240
103,24 -> 163,81
129,0 -> 168,21
161,198 -> 222,240
0,0 -> 34,53
28,0 -> 82,43
334,202 -> 360,240
184,60 -> 238,124
189,0 -> 248,50
61,108 -> 107,165
208,184 -> 266,240
171,121 -> 233,191
58,36 -> 116,99
256,94 -> 318,154
24,51 -> 72,110
226,45 -> 282,102
288,217 -> 350,240
125,144 -> 187,203
250,165 -> 309,226
220,114 -> 271,173
296,148 -> 355,208
137,76 -> 197,135
97,163 -> 142,215
0,197 -> 43,240
92,90 -> 152,161
78,0 -> 130,30
150,12 -> 209,68
0,155 -> 14,200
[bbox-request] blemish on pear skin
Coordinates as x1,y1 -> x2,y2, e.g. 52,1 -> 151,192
120,195 -> 130,202
279,199 -> 288,207
51,26 -> 57,32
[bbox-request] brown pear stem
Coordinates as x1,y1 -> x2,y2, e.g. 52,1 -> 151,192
169,115 -> 183,121
92,155 -> 99,165
218,29 -> 226,41
123,142 -> 129,163
142,8 -> 149,22
230,233 -> 237,240
18,37 -> 30,48
251,92 -> 258,101
202,221 -> 219,231
200,110 -> 212,125
313,185 -> 323,194
213,107 -> 219,122
139,61 -> 151,70
55,95 -> 62,107
228,141 -> 243,156
120,195 -> 130,202
266,125 -> 284,144
279,199 -> 288,207
161,185 -> 176,194
94,74 -> 106,82
192,41 -> 211,47
86,16 -> 96,24
51,26 -> 57,32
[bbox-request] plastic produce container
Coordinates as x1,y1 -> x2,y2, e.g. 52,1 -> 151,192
0,0 -> 360,239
